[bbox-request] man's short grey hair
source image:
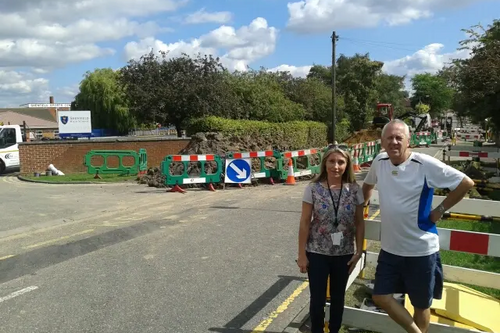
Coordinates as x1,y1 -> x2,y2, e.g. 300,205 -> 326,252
381,119 -> 411,138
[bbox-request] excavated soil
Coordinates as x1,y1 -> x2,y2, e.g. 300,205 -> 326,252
139,132 -> 321,188
343,129 -> 382,145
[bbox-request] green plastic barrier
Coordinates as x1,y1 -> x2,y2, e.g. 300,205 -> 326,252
276,148 -> 322,180
139,148 -> 148,174
84,150 -> 145,175
225,150 -> 280,183
411,132 -> 431,147
161,154 -> 222,187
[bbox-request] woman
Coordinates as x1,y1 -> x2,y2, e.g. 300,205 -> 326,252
297,146 -> 365,333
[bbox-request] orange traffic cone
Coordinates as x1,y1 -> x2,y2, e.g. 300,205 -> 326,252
353,146 -> 361,173
284,158 -> 296,185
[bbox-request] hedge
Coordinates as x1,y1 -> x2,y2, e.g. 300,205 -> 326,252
187,116 -> 328,150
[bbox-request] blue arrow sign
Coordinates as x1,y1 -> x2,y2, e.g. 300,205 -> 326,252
225,158 -> 251,184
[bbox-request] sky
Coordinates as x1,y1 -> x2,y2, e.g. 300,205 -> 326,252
0,0 -> 498,107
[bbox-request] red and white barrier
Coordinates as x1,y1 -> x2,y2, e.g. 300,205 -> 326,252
364,219 -> 500,257
282,148 -> 318,158
439,228 -> 500,257
232,151 -> 274,159
456,133 -> 483,140
364,141 -> 378,162
169,154 -> 218,192
447,151 -> 500,159
282,148 -> 319,178
171,154 -> 215,162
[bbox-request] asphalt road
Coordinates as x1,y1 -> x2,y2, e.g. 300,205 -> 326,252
0,146 -> 443,333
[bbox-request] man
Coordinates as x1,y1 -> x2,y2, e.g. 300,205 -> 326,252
362,120 -> 474,333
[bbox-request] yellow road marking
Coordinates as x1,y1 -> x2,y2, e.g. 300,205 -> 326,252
0,255 -> 14,261
250,281 -> 309,332
0,223 -> 84,243
369,209 -> 380,220
23,229 -> 95,249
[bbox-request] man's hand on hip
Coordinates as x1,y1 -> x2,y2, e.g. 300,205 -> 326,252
430,209 -> 444,224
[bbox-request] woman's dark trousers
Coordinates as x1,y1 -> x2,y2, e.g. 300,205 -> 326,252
306,252 -> 351,333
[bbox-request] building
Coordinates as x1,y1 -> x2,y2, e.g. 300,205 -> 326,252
0,96 -> 70,140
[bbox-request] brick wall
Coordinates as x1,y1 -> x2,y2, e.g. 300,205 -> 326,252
19,137 -> 190,174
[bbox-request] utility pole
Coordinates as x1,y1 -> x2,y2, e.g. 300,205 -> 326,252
331,31 -> 338,144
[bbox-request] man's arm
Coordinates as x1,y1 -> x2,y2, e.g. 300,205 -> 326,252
362,183 -> 375,206
362,158 -> 377,206
431,176 -> 474,222
424,155 -> 475,222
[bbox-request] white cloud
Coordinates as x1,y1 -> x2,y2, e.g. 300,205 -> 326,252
286,0 -> 479,33
124,17 -> 279,72
184,8 -> 233,24
267,64 -> 312,78
0,39 -> 115,68
382,43 -> 471,90
54,84 -> 79,103
0,0 -> 185,106
0,70 -> 51,107
0,0 -> 184,69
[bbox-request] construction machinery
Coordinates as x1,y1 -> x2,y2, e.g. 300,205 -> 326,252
372,103 -> 394,128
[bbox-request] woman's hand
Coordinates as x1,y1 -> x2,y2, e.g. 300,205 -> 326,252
347,252 -> 362,274
297,255 -> 309,273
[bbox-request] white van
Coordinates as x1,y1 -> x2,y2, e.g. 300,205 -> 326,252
0,125 -> 23,174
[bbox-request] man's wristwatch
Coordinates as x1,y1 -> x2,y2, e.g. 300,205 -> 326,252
436,203 -> 446,215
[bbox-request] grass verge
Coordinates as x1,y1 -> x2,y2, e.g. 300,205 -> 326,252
22,174 -> 138,183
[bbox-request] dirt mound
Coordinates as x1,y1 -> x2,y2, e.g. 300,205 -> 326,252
138,167 -> 166,188
343,129 -> 382,145
139,132 -> 320,188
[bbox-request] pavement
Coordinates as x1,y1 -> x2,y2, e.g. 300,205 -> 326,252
0,146 -> 445,333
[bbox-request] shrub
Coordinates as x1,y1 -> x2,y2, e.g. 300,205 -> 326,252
187,116 -> 328,149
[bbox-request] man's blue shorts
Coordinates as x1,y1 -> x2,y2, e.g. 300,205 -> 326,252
373,250 -> 443,309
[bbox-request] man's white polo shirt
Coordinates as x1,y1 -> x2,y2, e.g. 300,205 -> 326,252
364,151 -> 466,257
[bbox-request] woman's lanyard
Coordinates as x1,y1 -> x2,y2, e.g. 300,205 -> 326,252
326,179 -> 343,229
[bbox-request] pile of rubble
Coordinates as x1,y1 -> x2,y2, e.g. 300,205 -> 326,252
343,129 -> 382,145
139,132 -> 320,188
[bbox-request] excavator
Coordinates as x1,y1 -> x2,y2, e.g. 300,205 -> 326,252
344,103 -> 433,145
372,103 -> 394,128
372,103 -> 431,133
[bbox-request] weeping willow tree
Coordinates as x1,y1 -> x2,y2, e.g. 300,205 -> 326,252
72,68 -> 134,134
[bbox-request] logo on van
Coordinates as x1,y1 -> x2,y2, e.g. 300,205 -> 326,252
60,116 -> 69,125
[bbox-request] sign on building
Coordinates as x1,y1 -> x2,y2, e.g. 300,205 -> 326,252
57,110 -> 92,138
24,103 -> 72,108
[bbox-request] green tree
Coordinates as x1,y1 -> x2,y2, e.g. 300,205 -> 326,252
228,70 -> 305,122
373,74 -> 410,117
118,50 -> 165,128
120,51 -> 238,136
415,102 -> 431,114
336,53 -> 384,131
410,73 -> 454,117
306,64 -> 331,86
451,19 -> 500,142
72,68 -> 134,134
437,66 -> 468,127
